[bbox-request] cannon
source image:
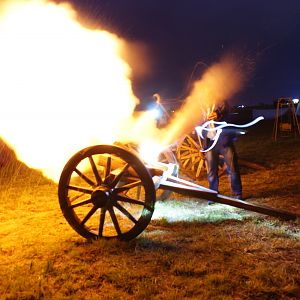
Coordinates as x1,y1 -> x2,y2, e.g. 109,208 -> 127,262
58,144 -> 299,241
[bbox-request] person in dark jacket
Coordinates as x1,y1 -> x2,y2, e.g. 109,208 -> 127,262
203,101 -> 243,200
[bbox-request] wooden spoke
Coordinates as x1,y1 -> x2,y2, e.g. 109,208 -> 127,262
113,180 -> 142,193
80,205 -> 98,225
194,157 -> 201,163
123,180 -> 140,197
67,185 -> 93,194
116,194 -> 152,211
137,185 -> 141,200
74,168 -> 96,187
98,208 -> 106,237
183,159 -> 190,168
110,163 -> 130,188
180,146 -> 199,152
122,176 -> 139,182
196,159 -> 204,178
69,192 -> 86,203
114,202 -> 138,224
105,156 -> 111,180
190,140 -> 200,148
108,207 -> 121,235
69,198 -> 92,209
89,156 -> 102,185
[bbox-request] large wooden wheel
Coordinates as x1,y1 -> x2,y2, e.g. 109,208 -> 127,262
176,134 -> 227,179
58,145 -> 156,241
176,134 -> 207,179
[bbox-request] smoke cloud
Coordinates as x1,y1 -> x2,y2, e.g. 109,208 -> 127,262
161,54 -> 250,146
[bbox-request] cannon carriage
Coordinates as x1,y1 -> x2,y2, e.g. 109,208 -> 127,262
58,144 -> 299,241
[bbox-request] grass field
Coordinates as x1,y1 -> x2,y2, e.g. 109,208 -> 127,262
0,120 -> 300,299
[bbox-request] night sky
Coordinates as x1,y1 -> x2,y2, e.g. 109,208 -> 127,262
61,0 -> 300,107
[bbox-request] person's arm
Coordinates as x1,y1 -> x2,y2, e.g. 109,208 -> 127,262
215,101 -> 230,121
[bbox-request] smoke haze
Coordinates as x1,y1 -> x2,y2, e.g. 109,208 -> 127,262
161,54 -> 250,146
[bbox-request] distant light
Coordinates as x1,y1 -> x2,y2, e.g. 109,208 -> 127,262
148,107 -> 162,120
239,131 -> 246,135
237,105 -> 245,108
292,98 -> 299,104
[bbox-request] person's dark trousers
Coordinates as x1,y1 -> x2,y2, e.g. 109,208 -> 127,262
205,143 -> 242,196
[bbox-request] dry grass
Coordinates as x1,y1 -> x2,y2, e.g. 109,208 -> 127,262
1,120 -> 300,299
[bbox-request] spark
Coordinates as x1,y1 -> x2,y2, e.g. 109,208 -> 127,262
195,116 -> 264,152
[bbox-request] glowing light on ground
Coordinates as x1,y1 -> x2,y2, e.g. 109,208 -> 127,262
152,199 -> 247,222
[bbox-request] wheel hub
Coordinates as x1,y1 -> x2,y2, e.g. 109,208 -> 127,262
91,188 -> 112,208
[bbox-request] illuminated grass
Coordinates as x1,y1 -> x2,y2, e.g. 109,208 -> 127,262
1,121 -> 300,299
152,199 -> 248,223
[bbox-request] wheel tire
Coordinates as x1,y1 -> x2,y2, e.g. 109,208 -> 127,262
58,144 -> 156,241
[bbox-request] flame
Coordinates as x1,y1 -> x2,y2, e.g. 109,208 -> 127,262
0,0 -> 253,179
0,0 -> 139,181
138,139 -> 164,165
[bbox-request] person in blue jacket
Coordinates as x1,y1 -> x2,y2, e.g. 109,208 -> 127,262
202,101 -> 243,201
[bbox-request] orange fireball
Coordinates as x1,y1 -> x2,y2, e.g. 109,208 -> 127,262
0,0 -> 138,181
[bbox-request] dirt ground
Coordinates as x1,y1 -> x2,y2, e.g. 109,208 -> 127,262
0,120 -> 299,299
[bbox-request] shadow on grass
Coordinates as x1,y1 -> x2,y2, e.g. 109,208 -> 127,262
254,182 -> 300,198
56,235 -> 181,264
